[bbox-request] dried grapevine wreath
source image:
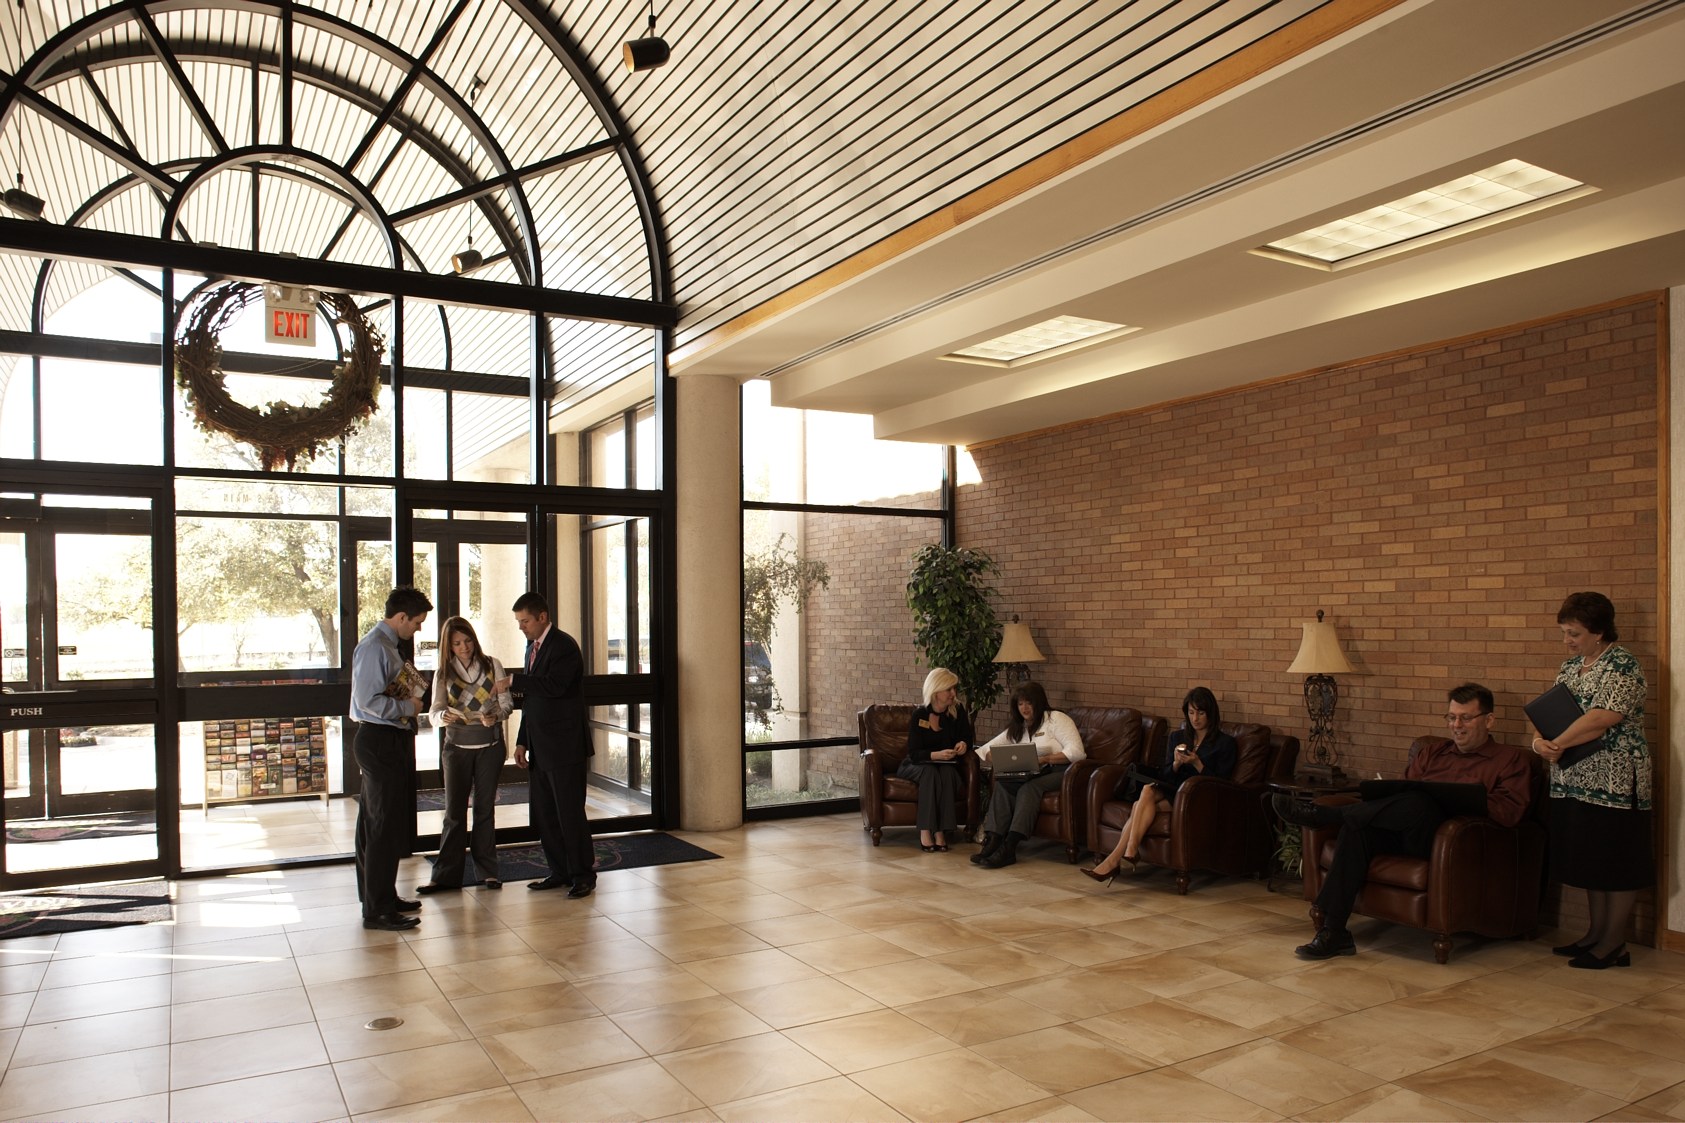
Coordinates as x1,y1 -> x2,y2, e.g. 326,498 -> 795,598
175,280 -> 385,471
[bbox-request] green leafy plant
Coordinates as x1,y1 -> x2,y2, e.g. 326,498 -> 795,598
742,534 -> 830,650
1274,821 -> 1304,880
906,544 -> 1003,718
742,534 -> 830,725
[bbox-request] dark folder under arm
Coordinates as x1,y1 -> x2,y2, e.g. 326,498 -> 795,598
1524,683 -> 1604,768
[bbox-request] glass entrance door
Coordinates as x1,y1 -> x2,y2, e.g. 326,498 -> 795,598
0,491 -> 163,887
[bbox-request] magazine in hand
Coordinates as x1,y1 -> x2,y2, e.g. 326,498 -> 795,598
385,661 -> 428,700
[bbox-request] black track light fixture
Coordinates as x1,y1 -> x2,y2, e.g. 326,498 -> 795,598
3,172 -> 43,220
451,233 -> 482,275
622,1 -> 670,72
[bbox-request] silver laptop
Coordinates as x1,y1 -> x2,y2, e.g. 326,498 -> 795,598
990,742 -> 1043,779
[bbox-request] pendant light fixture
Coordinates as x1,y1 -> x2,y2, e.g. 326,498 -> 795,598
622,1 -> 670,72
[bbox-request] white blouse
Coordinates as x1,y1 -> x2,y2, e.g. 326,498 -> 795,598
978,709 -> 1086,764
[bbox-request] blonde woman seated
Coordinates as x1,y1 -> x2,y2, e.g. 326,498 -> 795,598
900,668 -> 973,852
1082,686 -> 1236,884
972,682 -> 1085,869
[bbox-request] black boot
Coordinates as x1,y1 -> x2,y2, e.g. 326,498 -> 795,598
981,832 -> 1022,869
970,832 -> 1003,865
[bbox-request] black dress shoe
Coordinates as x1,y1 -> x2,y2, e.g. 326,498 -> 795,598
482,878 -> 503,890
528,876 -> 567,891
1295,927 -> 1356,960
395,898 -> 422,912
362,913 -> 420,931
1552,938 -> 1595,957
566,881 -> 596,899
1568,944 -> 1631,970
1272,793 -> 1341,829
414,883 -> 457,895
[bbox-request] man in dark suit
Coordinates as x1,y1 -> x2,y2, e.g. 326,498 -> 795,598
493,591 -> 595,897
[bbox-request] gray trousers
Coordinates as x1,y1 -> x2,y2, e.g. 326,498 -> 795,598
985,767 -> 1067,835
432,742 -> 503,884
896,759 -> 961,832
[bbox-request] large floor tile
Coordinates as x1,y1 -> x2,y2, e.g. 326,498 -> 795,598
0,1044 -> 170,1118
480,1013 -> 646,1081
849,1046 -> 1053,1121
653,1031 -> 838,1105
610,993 -> 771,1054
782,1009 -> 953,1074
1060,1066 -> 1280,1122
713,1074 -> 907,1122
1176,1038 -> 1382,1115
168,1021 -> 330,1090
9,1006 -> 169,1068
167,1063 -> 348,1123
332,1039 -> 507,1117
1398,1053 -> 1626,1122
511,1057 -> 704,1122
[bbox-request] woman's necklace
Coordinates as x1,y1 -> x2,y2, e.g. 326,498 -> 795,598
1580,645 -> 1607,672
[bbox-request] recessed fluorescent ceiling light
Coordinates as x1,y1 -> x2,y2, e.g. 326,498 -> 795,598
1254,159 -> 1595,271
943,315 -> 1137,367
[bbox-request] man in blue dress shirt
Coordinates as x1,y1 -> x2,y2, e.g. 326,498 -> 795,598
350,586 -> 432,930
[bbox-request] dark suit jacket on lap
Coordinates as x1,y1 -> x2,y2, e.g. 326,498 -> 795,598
511,628 -> 592,771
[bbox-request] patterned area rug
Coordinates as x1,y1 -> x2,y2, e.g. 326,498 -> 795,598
6,812 -> 156,844
433,832 -> 720,884
415,783 -> 528,813
0,880 -> 173,940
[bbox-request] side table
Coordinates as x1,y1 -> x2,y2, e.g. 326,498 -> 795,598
1263,777 -> 1361,891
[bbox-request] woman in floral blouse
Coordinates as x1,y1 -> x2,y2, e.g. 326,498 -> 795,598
1531,592 -> 1651,970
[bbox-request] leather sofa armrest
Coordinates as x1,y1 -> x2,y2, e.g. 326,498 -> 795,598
1084,762 -> 1133,848
860,749 -> 887,788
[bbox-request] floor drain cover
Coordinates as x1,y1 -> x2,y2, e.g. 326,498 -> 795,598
364,1016 -> 404,1031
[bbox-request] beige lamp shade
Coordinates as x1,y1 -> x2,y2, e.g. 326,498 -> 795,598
1286,618 -> 1355,675
993,621 -> 1046,664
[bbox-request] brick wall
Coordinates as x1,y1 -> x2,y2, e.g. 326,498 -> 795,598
771,499 -> 944,791
959,295 -> 1663,936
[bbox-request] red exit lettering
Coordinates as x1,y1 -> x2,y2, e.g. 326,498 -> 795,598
271,310 -> 312,339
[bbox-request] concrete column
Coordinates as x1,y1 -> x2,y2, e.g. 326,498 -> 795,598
676,373 -> 743,831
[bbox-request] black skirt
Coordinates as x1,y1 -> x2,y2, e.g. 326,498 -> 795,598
1549,795 -> 1654,890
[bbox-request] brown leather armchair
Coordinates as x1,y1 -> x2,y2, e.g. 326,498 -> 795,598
1087,723 -> 1299,893
857,704 -> 981,845
1016,706 -> 1166,863
1300,735 -> 1547,963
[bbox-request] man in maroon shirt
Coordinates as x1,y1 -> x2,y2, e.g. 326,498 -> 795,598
1275,682 -> 1533,959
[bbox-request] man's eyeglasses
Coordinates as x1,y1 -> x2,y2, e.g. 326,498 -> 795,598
1444,713 -> 1489,726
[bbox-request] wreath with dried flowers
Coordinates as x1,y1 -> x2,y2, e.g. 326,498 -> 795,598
174,281 -> 385,471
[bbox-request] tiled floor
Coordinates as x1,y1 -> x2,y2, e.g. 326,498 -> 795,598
2,813 -> 1683,1122
6,783 -> 652,874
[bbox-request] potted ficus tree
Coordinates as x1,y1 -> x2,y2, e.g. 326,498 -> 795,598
905,544 -> 1004,720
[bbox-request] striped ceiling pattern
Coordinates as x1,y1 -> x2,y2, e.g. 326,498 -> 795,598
0,0 -> 1329,403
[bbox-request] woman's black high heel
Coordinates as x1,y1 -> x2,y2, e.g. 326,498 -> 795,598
1568,944 -> 1630,970
1079,866 -> 1115,886
1552,938 -> 1595,957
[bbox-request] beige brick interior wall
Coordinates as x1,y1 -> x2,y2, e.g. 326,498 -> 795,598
957,295 -> 1664,937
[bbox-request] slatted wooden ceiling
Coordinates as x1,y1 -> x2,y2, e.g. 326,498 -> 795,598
0,0 -> 1329,380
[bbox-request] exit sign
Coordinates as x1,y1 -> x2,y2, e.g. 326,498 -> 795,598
264,284 -> 320,347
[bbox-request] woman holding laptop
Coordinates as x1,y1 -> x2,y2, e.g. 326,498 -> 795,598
1531,591 -> 1652,970
972,681 -> 1085,869
899,668 -> 974,852
1081,686 -> 1236,885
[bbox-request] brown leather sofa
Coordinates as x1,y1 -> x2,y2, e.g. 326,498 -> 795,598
857,703 -> 981,845
1086,723 -> 1299,893
1017,706 -> 1167,863
1300,735 -> 1548,963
